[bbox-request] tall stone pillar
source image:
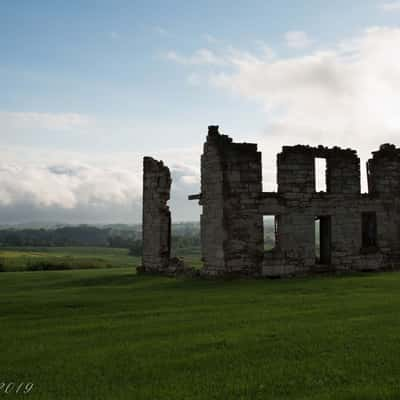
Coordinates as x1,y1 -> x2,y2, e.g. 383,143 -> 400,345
367,144 -> 400,196
200,126 -> 263,276
142,157 -> 171,272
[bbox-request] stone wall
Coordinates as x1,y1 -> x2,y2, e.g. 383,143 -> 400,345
277,146 -> 315,194
199,126 -> 263,276
260,144 -> 400,276
143,126 -> 400,278
142,157 -> 171,272
199,127 -> 228,274
199,129 -> 400,277
326,148 -> 360,194
367,144 -> 400,255
368,144 -> 400,196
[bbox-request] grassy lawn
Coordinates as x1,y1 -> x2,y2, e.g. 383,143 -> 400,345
173,248 -> 203,269
0,247 -> 140,271
1,269 -> 400,399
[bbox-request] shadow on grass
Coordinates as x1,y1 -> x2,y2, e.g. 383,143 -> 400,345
49,270 -> 234,292
51,272 -> 139,288
46,267 -> 400,297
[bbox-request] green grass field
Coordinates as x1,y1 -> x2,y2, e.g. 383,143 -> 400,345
1,268 -> 400,399
0,247 -> 140,272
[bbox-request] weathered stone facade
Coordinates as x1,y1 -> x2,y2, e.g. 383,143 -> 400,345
141,157 -> 172,273
142,126 -> 400,277
198,126 -> 263,276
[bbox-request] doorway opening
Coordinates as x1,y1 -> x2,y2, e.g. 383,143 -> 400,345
315,216 -> 332,264
263,215 -> 279,251
362,212 -> 377,249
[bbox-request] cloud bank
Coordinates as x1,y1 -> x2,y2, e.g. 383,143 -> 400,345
284,31 -> 313,49
169,26 -> 400,191
3,26 -> 400,224
380,1 -> 400,11
0,147 -> 200,224
0,111 -> 92,132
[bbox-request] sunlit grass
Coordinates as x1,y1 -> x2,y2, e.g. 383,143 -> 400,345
0,246 -> 140,271
1,268 -> 400,399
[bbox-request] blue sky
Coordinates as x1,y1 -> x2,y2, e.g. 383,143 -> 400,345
1,0 -> 400,224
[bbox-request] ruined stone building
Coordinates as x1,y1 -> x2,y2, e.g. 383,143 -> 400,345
141,126 -> 400,277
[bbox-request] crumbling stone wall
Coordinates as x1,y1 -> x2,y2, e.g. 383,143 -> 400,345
199,126 -> 263,276
268,146 -> 363,276
144,126 -> 400,278
367,144 -> 400,256
368,144 -> 400,196
261,143 -> 399,276
142,157 -> 171,272
278,146 -> 316,194
199,127 -> 228,274
199,129 -> 400,277
326,148 -> 360,194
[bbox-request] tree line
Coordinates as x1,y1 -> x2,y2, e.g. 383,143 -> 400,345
0,226 -> 137,248
0,224 -> 201,256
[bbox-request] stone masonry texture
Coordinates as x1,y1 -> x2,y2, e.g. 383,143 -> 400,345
143,127 -> 400,277
142,157 -> 171,273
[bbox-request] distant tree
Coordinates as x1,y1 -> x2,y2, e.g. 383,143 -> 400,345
108,235 -> 132,249
129,240 -> 142,256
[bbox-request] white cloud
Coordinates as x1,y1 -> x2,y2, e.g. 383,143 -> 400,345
380,1 -> 400,11
255,40 -> 276,60
155,26 -> 169,36
167,27 -> 400,192
186,72 -> 202,86
0,111 -> 92,132
169,163 -> 200,187
203,34 -> 219,44
6,26 -> 400,223
0,146 -> 201,224
0,157 -> 141,210
284,31 -> 313,49
165,49 -> 226,66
